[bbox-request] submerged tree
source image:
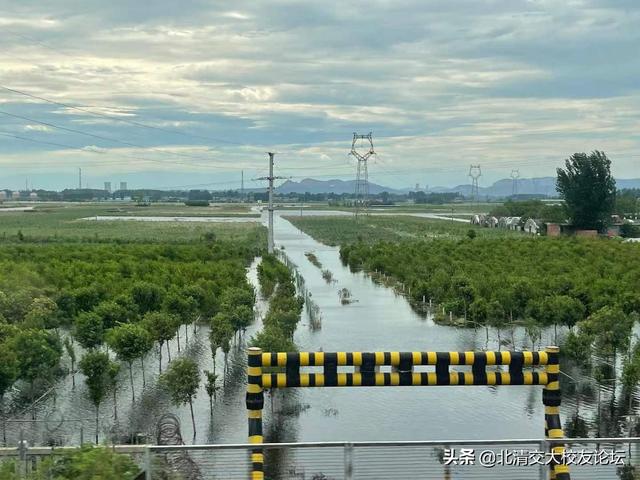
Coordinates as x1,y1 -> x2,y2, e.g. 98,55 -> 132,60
0,344 -> 18,446
204,370 -> 219,415
161,358 -> 200,441
143,312 -> 177,373
64,337 -> 77,388
79,351 -> 117,444
107,324 -> 153,401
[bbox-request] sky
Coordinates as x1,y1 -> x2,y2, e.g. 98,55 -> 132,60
0,0 -> 639,191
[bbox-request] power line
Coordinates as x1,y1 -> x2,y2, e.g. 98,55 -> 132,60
0,131 -> 221,169
0,109 -> 253,170
0,85 -> 249,148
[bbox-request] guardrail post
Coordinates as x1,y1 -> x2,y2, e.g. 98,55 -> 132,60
344,442 -> 354,480
543,345 -> 570,480
539,439 -> 548,480
145,446 -> 152,480
246,347 -> 264,480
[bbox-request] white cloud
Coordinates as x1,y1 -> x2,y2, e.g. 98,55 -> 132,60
0,0 -> 639,189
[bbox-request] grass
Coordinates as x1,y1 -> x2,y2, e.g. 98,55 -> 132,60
0,203 -> 265,243
284,215 -> 522,246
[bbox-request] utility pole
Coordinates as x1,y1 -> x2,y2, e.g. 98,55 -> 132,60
511,169 -> 520,197
78,167 -> 82,190
350,132 -> 375,219
255,153 -> 286,254
241,170 -> 244,203
468,165 -> 482,205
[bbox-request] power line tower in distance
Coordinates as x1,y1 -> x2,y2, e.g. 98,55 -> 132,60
468,165 -> 482,204
511,169 -> 520,197
350,132 -> 375,219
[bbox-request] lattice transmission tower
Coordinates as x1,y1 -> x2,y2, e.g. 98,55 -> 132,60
468,164 -> 482,203
511,169 -> 520,196
350,132 -> 375,218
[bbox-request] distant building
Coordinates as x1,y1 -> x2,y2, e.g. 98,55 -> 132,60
29,192 -> 38,201
11,191 -> 20,200
547,223 -> 561,237
0,191 -> 6,201
104,181 -> 112,193
524,218 -> 541,235
120,181 -> 127,191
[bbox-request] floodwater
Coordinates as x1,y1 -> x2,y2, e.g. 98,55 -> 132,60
2,210 -> 629,450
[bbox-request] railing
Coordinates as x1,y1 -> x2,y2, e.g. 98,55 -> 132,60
2,437 -> 638,479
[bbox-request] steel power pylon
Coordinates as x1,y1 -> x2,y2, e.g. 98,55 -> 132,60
468,165 -> 482,203
511,169 -> 520,196
350,132 -> 375,218
255,153 -> 287,254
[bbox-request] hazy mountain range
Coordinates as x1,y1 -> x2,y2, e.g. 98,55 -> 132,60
276,177 -> 640,197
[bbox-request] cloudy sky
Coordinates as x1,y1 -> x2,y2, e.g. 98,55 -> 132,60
0,0 -> 639,191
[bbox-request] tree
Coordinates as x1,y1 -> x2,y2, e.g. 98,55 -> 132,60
0,345 -> 18,446
23,297 -> 60,330
161,358 -> 200,441
106,324 -> 153,401
210,313 -> 233,374
74,312 -> 105,350
556,151 -> 616,230
131,282 -> 164,315
164,292 -> 198,345
204,370 -> 219,415
64,337 -> 77,388
143,312 -> 176,373
79,351 -> 116,443
11,329 -> 62,417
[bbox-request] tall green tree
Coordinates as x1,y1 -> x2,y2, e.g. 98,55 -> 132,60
79,351 -> 116,444
74,312 -> 105,350
106,324 -> 153,401
143,312 -> 176,373
161,358 -> 200,441
556,151 -> 617,230
11,329 -> 62,417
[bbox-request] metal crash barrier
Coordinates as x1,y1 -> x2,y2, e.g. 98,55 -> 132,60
246,346 -> 570,480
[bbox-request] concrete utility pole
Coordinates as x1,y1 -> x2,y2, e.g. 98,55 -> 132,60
255,153 -> 287,254
78,167 -> 82,189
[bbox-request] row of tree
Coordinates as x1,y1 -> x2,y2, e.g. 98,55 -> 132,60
340,237 -> 640,349
252,254 -> 304,352
0,239 -> 260,444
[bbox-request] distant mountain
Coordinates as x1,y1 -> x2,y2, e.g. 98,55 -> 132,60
276,178 -> 404,195
277,176 -> 640,197
431,177 -> 640,197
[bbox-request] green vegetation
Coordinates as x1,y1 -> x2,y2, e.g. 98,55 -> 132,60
340,237 -> 640,352
160,357 -> 200,440
304,252 -> 322,269
252,255 -> 304,352
556,151 -> 617,230
0,446 -> 139,480
490,199 -> 565,223
0,221 -> 263,440
286,215 -> 520,246
0,204 -> 261,243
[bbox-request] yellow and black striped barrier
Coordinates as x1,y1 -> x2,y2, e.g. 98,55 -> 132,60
245,346 -> 570,480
